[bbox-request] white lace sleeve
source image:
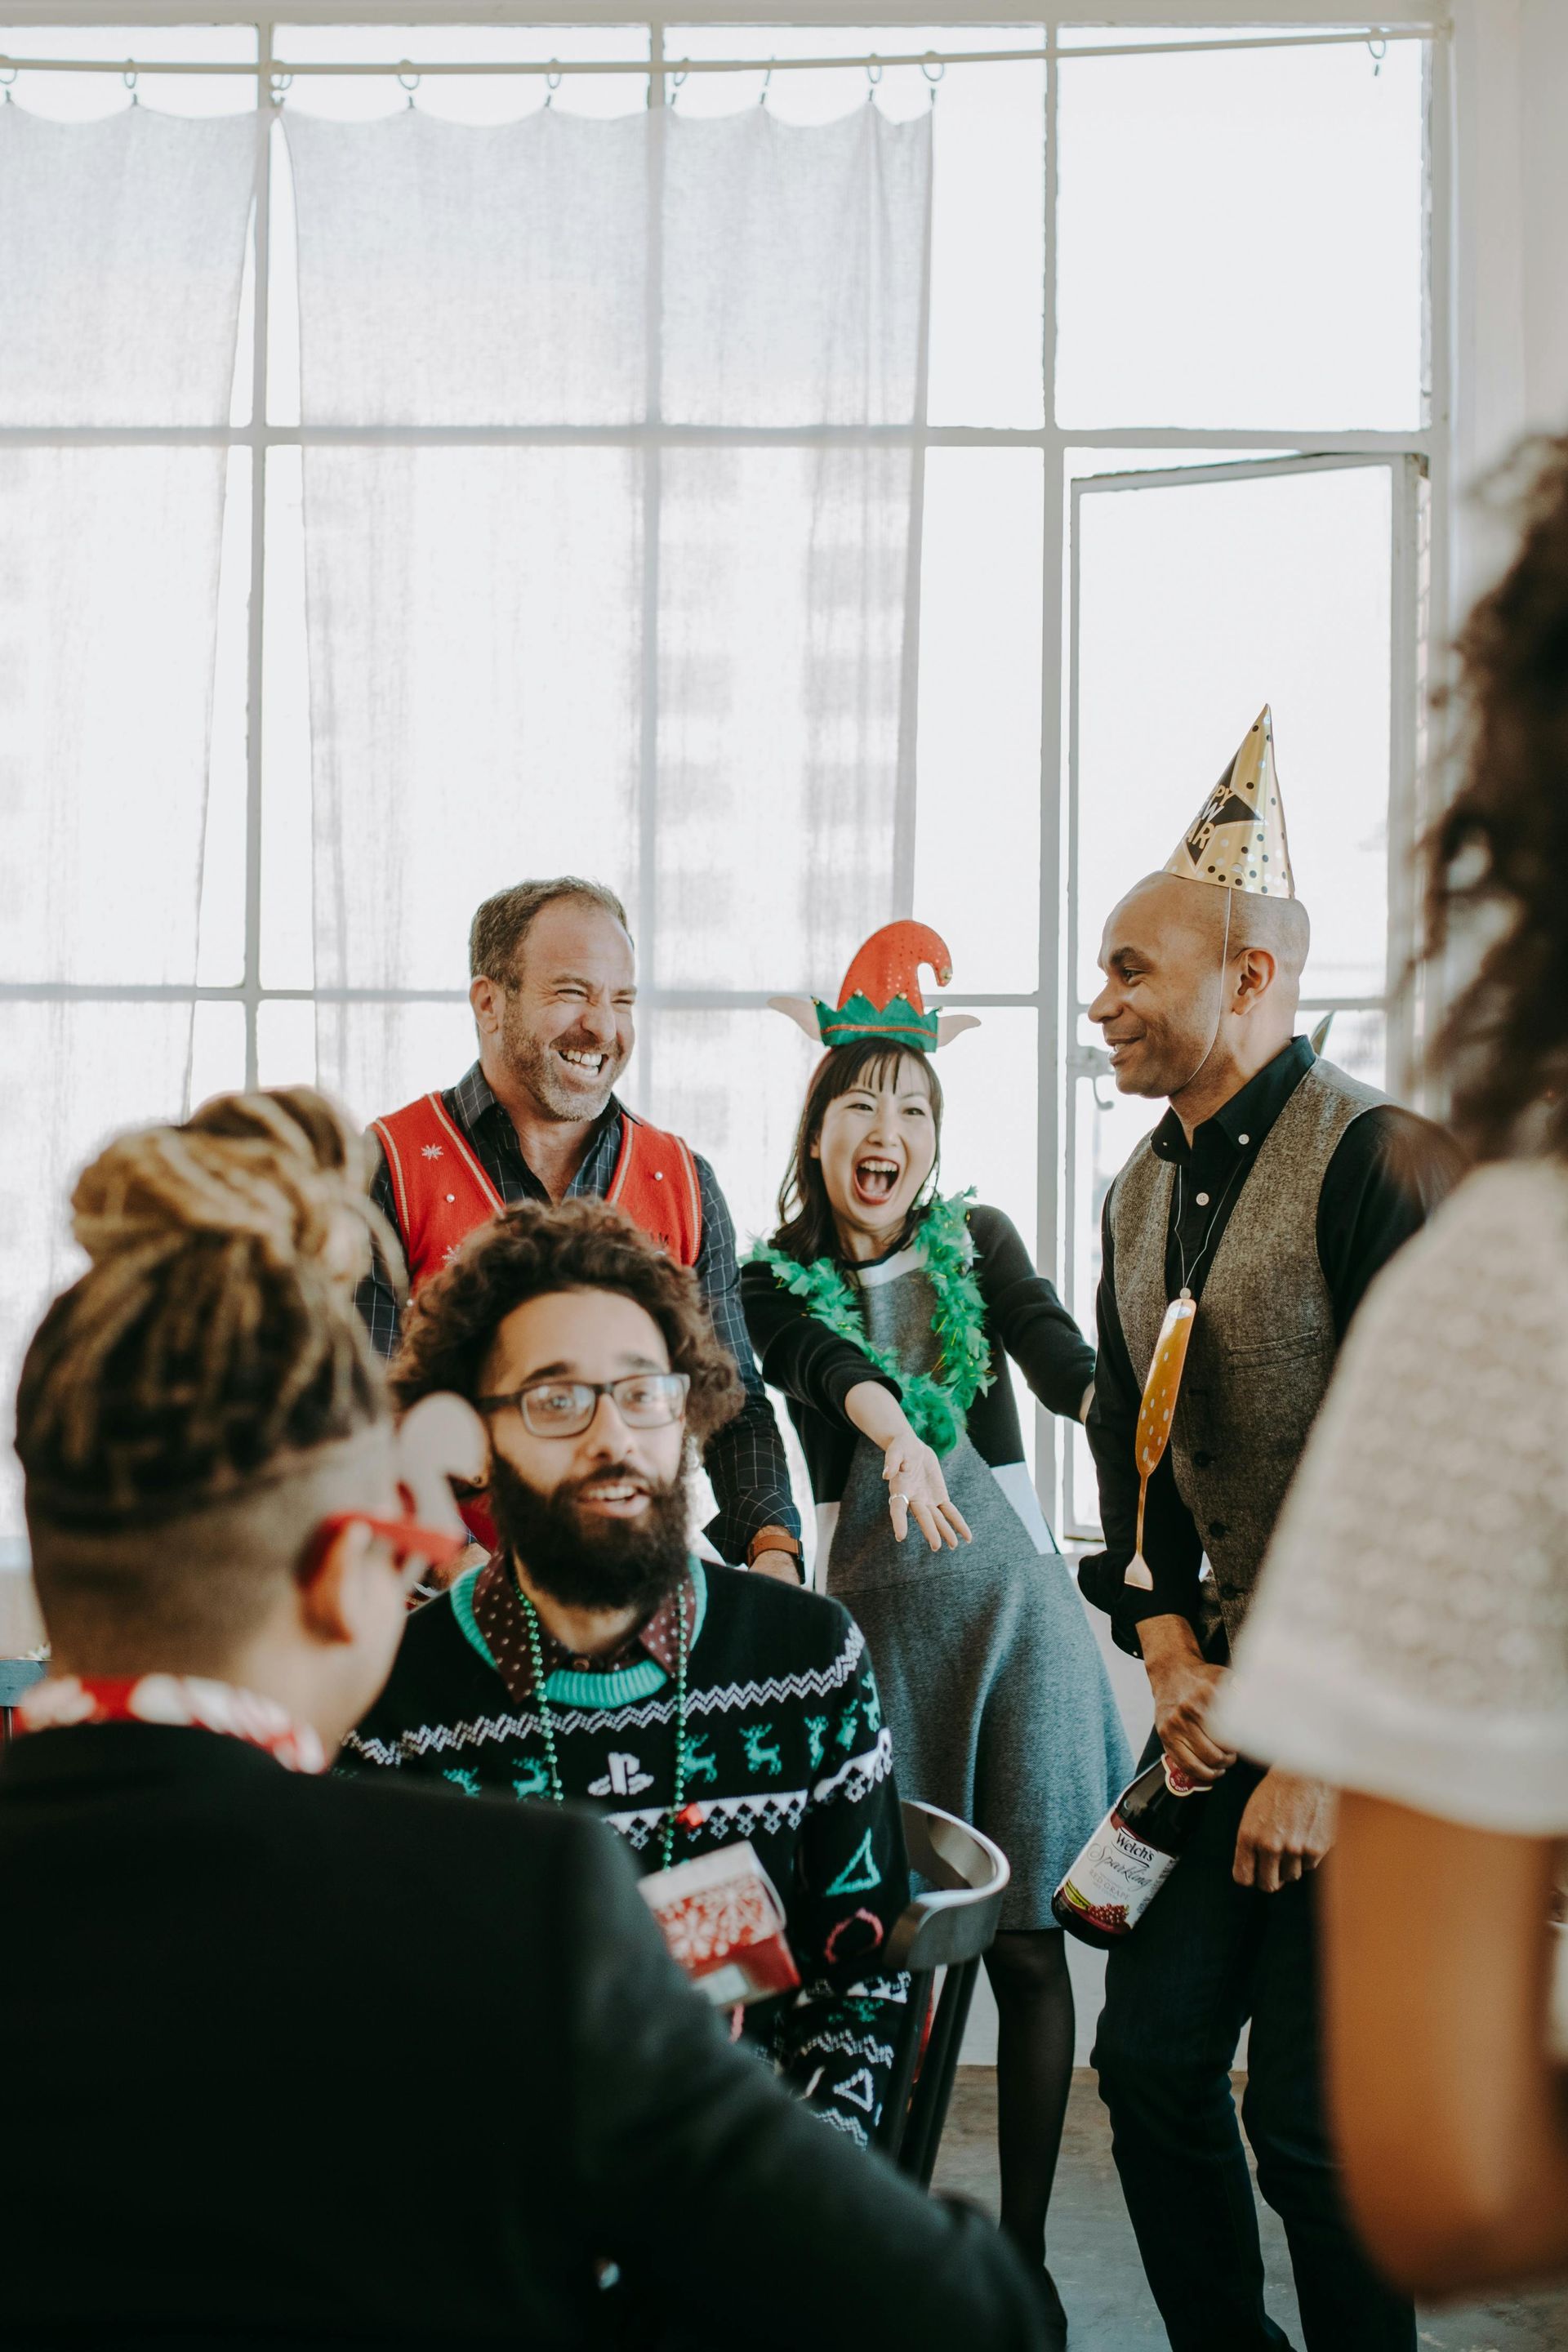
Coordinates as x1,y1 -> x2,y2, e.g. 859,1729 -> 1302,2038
1217,1160 -> 1568,1834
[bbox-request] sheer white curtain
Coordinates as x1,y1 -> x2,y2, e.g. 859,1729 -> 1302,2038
0,106 -> 256,1584
283,100 -> 932,1234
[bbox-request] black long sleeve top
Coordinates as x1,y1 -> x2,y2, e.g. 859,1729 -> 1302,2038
1080,1038 -> 1466,1655
742,1201 -> 1096,1503
0,1723 -> 1047,2350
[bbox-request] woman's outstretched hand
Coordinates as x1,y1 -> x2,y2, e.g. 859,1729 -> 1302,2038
882,1432 -> 972,1552
842,1382 -> 973,1552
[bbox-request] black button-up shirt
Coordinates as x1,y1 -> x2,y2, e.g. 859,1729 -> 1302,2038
354,1062 -> 800,1565
1082,1038 -> 1465,1654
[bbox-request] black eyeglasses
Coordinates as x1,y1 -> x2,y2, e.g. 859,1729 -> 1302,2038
474,1371 -> 690,1440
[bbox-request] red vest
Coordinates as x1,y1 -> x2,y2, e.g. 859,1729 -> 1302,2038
371,1092 -> 704,1290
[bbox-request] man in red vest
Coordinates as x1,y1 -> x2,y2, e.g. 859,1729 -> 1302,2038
357,876 -> 804,1584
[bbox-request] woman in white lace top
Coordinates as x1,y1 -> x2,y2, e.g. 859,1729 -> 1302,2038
1219,436 -> 1568,2300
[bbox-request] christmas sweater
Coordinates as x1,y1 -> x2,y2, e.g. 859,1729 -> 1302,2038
343,1561 -> 911,2149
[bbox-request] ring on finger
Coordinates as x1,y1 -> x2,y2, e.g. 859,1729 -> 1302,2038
889,1491 -> 908,1508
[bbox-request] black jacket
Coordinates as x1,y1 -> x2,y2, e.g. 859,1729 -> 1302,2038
0,1722 -> 1044,2350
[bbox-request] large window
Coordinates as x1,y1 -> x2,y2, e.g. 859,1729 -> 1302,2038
0,15 -> 1441,1557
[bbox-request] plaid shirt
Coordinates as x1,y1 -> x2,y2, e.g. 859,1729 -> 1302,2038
356,1063 -> 800,1565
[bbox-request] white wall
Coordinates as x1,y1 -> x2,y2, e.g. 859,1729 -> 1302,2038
1517,5 -> 1568,435
1452,0 -> 1568,607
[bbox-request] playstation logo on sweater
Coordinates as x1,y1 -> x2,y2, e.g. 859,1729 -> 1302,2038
590,1751 -> 656,1797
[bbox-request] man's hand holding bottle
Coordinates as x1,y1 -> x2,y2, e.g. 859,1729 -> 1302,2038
1138,1613 -> 1236,1784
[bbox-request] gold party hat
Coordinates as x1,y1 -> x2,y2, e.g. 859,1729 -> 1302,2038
1161,706 -> 1295,898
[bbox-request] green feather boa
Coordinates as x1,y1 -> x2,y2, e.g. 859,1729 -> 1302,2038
748,1192 -> 993,1457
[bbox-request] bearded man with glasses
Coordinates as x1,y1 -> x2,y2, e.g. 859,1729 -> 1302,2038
4,1098 -> 1048,2349
344,1196 -> 911,2149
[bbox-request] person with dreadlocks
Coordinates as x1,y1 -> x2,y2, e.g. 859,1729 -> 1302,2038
0,1088 -> 1051,2352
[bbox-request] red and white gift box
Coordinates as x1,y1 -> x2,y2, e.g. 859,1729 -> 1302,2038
637,1839 -> 800,2008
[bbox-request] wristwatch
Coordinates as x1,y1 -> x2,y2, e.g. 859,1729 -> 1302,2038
746,1526 -> 803,1574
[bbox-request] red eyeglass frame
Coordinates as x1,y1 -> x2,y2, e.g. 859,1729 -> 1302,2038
299,1503 -> 469,1586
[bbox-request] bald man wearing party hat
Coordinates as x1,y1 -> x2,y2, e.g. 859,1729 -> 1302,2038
1077,710 -> 1461,2352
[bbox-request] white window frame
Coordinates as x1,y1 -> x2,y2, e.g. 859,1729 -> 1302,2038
0,6 -> 1452,1546
1060,449 -> 1428,1538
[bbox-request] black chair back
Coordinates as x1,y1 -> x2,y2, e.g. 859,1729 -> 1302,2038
874,1797 -> 1010,2185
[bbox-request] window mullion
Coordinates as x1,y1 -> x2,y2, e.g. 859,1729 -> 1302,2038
635,19 -> 663,1122
1039,16 -> 1067,1535
242,20 -> 273,1094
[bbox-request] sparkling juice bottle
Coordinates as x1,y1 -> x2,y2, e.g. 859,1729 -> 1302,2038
1052,1751 -> 1214,1947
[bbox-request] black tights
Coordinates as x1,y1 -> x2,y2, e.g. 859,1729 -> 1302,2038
982,1927 -> 1076,2268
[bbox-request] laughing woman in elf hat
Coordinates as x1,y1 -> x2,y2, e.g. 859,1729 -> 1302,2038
743,924 -> 1130,2341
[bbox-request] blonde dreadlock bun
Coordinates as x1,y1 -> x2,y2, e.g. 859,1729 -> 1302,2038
18,1090 -> 392,1530
181,1085 -> 370,1188
75,1126 -> 336,1275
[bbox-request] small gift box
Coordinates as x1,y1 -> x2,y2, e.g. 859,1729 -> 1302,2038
637,1838 -> 800,2008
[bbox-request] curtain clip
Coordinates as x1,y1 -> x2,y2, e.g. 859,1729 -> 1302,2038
1366,33 -> 1388,76
0,65 -> 16,105
269,69 -> 292,109
759,62 -> 773,108
397,63 -> 421,108
666,65 -> 688,109
122,63 -> 139,105
866,55 -> 883,103
920,55 -> 945,105
544,61 -> 562,109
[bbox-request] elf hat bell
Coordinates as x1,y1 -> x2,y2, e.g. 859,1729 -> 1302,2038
768,920 -> 979,1053
1162,705 -> 1296,900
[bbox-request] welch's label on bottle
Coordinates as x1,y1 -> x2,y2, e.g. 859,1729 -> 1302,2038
1054,1809 -> 1177,1938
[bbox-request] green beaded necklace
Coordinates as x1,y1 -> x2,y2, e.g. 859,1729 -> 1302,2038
511,1567 -> 693,1871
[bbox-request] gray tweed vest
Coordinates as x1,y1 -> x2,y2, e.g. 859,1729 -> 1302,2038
1108,1057 -> 1383,1650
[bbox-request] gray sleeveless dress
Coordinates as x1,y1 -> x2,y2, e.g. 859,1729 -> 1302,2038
822,1243 -> 1131,1930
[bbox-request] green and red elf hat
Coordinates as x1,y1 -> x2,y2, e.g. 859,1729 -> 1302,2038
768,921 -> 980,1053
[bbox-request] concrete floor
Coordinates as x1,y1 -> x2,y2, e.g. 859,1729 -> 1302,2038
931,2068 -> 1568,2351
